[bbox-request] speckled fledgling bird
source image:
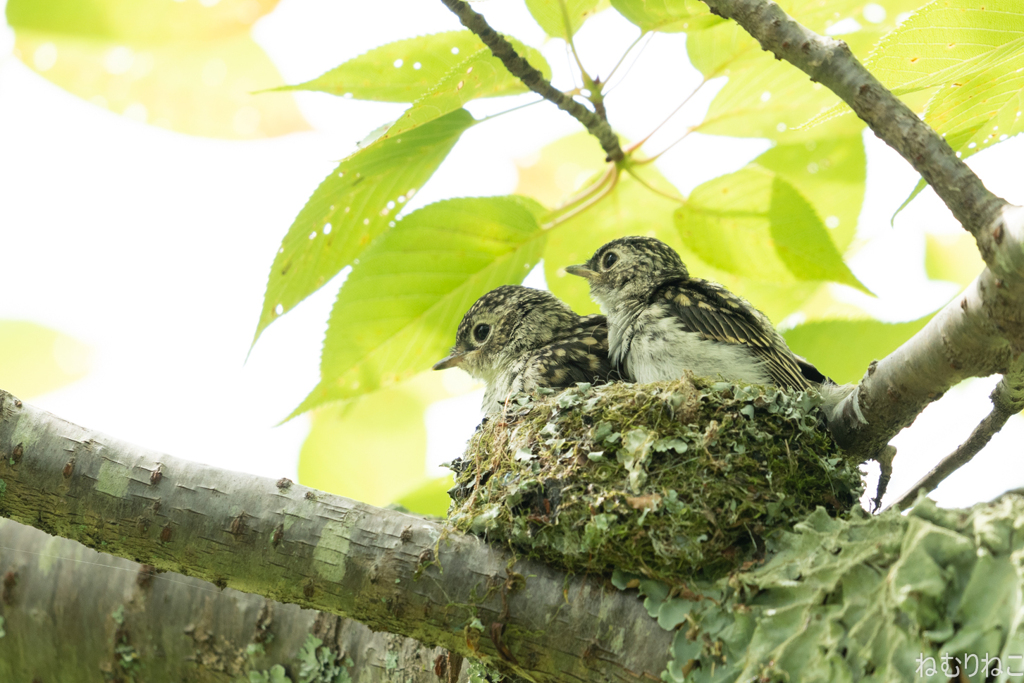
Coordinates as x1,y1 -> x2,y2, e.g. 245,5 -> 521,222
566,236 -> 858,419
433,285 -> 617,414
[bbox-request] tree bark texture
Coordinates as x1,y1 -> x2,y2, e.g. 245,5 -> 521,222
0,390 -> 671,682
0,519 -> 459,682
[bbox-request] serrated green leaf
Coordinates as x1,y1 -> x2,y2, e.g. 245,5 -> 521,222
525,0 -> 601,40
277,31 -> 489,102
255,108 -> 475,344
691,0 -> 923,140
380,39 -> 551,142
675,166 -> 868,293
291,195 -> 546,416
768,177 -> 870,294
610,0 -> 722,33
8,0 -> 307,139
925,233 -> 985,286
518,133 -> 820,323
782,314 -> 933,384
756,135 -> 866,251
0,321 -> 92,399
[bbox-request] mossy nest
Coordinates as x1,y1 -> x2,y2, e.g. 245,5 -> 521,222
445,375 -> 863,582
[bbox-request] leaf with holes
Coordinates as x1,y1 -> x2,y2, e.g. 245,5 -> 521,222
379,38 -> 551,142
783,315 -> 933,384
525,0 -> 603,40
276,31 -> 490,102
675,166 -> 869,293
290,196 -> 546,417
254,109 -> 476,344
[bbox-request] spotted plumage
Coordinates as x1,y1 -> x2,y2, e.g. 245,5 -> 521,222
433,285 -> 616,413
565,236 -> 827,391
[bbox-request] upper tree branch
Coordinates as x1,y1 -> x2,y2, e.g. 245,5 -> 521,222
0,390 -> 668,683
698,0 -> 1006,240
439,0 -> 625,162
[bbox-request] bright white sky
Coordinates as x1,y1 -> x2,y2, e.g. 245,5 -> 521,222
0,0 -> 1020,511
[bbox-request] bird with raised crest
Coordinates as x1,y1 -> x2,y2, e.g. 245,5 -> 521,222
565,236 -> 859,421
433,285 -> 617,414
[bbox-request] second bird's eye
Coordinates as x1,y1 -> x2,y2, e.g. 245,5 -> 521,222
602,251 -> 619,269
473,323 -> 491,343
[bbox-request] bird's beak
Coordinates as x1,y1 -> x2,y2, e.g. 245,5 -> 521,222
432,352 -> 466,371
565,264 -> 595,279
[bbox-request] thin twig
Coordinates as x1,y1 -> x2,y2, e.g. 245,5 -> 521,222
439,0 -> 624,162
698,0 -> 1006,239
886,405 -> 1015,512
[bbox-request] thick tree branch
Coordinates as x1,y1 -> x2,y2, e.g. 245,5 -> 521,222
0,520 -> 455,681
0,390 -> 669,683
439,0 -> 625,162
698,0 -> 1007,239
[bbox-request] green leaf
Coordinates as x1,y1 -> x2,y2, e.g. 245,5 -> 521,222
0,321 -> 92,399
610,0 -> 723,33
691,0 -> 923,140
768,177 -> 870,294
891,177 -> 929,226
254,108 -> 475,344
519,132 -> 821,323
783,315 -> 933,384
925,233 -> 985,287
525,0 -> 602,40
8,0 -> 308,139
277,31 -> 489,102
755,135 -> 866,252
675,166 -> 869,293
394,476 -> 455,517
379,39 -> 551,142
298,372 -> 446,507
292,195 -> 546,416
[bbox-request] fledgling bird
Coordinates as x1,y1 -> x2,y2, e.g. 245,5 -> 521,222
433,285 -> 616,414
566,236 -> 859,420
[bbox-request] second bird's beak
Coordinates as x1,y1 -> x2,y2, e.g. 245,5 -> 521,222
564,264 -> 595,279
432,352 -> 466,371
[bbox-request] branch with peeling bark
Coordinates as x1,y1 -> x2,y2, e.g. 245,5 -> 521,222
0,390 -> 669,683
439,0 -> 624,162
693,0 -> 1024,488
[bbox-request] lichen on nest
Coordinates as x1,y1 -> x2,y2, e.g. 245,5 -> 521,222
445,375 -> 863,582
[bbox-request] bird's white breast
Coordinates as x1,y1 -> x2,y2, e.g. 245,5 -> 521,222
615,303 -> 772,385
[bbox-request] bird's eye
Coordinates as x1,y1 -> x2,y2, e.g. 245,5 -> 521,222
602,251 -> 619,269
473,323 -> 491,343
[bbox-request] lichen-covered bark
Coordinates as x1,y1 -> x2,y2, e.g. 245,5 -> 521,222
0,519 -> 457,682
0,390 -> 670,682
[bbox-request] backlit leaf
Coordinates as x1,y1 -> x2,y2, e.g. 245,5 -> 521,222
610,0 -> 723,33
676,166 -> 869,293
0,322 -> 92,399
525,0 -> 602,40
255,109 -> 475,344
925,233 -> 985,287
278,31 -> 490,102
380,39 -> 551,141
8,0 -> 307,138
783,314 -> 933,384
292,195 -> 546,416
394,476 -> 455,517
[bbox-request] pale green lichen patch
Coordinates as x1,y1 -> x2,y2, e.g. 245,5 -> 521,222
96,459 -> 131,498
447,376 -> 861,582
312,520 -> 353,584
627,494 -> 1024,682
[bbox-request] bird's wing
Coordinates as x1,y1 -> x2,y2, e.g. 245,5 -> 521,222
659,279 -> 811,389
517,316 -> 618,392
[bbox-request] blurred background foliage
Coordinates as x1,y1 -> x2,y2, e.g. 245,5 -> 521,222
4,0 -> 1012,515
